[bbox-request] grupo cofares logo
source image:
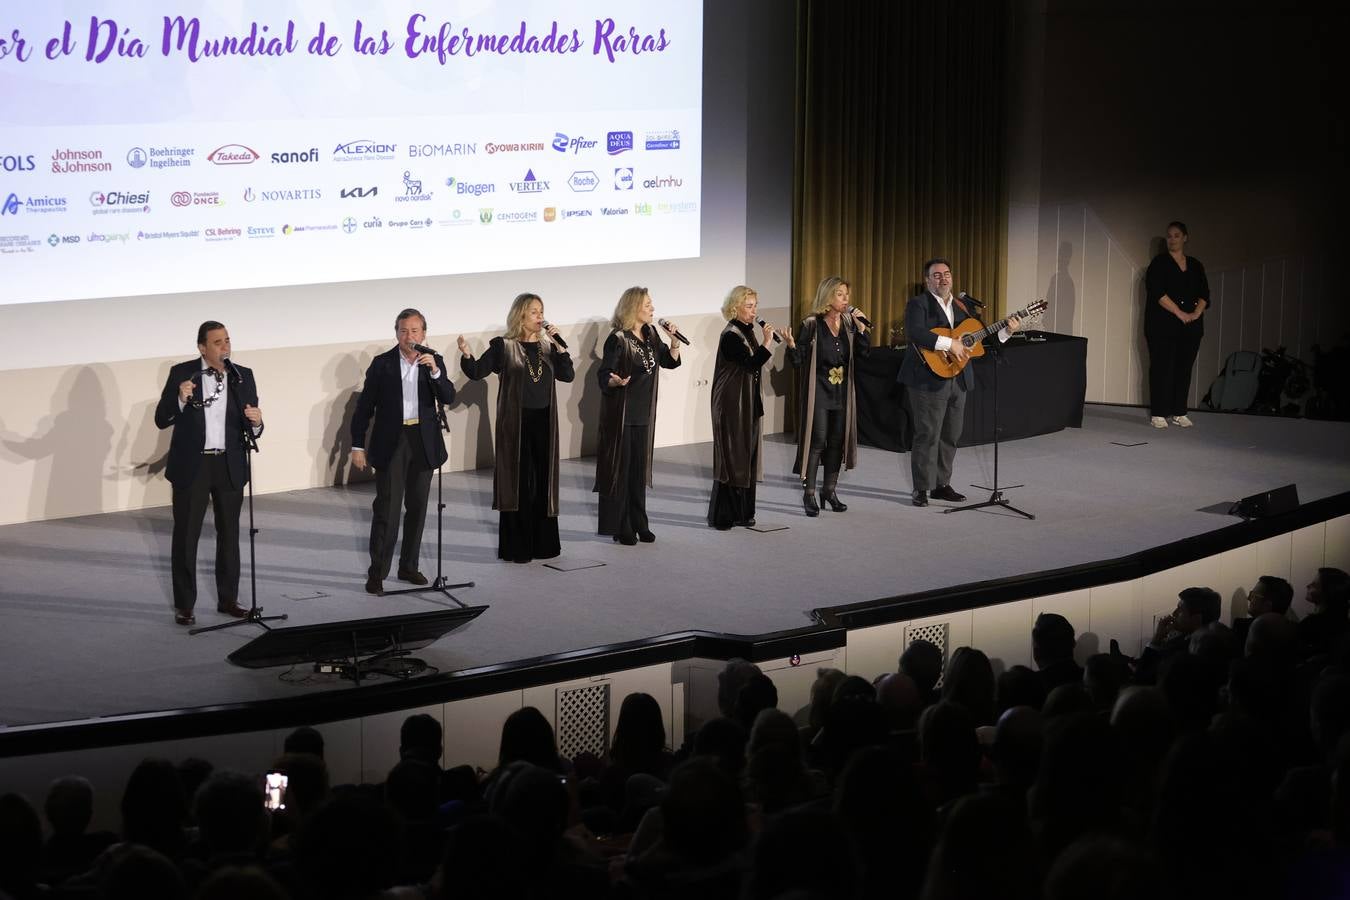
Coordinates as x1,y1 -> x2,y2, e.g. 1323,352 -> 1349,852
551,133 -> 599,154
89,190 -> 151,214
613,168 -> 634,190
208,145 -> 259,166
333,140 -> 396,162
509,170 -> 549,193
2,154 -> 36,173
607,131 -> 633,155
271,147 -> 319,164
446,176 -> 494,197
171,191 -> 222,207
396,171 -> 432,202
568,171 -> 598,192
52,149 -> 112,174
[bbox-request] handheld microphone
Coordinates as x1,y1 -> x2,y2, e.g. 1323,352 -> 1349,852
539,320 -> 569,350
658,318 -> 691,346
410,342 -> 442,357
756,318 -> 783,344
845,306 -> 874,329
221,357 -> 242,384
957,291 -> 987,309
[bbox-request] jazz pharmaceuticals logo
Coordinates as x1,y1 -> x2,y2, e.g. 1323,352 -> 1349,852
509,169 -> 549,193
568,171 -> 598,192
446,176 -> 493,197
340,187 -> 378,199
613,167 -> 634,190
332,140 -> 396,163
395,171 -> 432,202
607,131 -> 633,155
551,133 -> 599,154
208,144 -> 259,165
89,190 -> 151,214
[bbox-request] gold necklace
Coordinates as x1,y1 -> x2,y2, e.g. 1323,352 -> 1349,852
522,341 -> 545,383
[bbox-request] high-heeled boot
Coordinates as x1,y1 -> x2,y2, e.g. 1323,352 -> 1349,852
802,449 -> 821,517
821,450 -> 847,512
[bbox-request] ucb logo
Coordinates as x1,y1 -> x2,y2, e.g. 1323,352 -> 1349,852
340,187 -> 377,199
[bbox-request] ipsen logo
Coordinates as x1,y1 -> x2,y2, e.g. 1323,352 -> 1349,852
208,144 -> 259,165
89,190 -> 151,215
509,170 -> 549,193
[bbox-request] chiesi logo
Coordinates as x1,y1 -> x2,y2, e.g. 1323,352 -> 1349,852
396,171 -> 432,202
332,140 -> 396,162
509,169 -> 548,193
89,190 -> 151,214
446,176 -> 494,197
551,133 -> 599,154
207,144 -> 259,166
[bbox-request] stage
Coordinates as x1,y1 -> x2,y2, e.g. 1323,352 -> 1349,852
1,405 -> 1347,728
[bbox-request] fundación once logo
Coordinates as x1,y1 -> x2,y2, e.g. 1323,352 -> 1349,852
509,169 -> 549,193
614,168 -> 634,190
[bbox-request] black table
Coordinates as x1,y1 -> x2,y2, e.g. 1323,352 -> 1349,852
854,331 -> 1087,451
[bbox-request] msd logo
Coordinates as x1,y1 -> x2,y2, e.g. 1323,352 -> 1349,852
208,144 -> 259,165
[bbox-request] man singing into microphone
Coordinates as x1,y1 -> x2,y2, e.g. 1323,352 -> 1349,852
899,259 -> 1019,507
154,321 -> 264,626
350,308 -> 456,595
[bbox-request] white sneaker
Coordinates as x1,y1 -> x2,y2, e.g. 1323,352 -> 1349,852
1170,415 -> 1194,428
1150,416 -> 1168,428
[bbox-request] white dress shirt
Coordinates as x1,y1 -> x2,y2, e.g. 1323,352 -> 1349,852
930,291 -> 1011,352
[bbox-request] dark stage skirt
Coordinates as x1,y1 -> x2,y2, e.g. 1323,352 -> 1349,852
708,481 -> 756,529
499,407 -> 560,563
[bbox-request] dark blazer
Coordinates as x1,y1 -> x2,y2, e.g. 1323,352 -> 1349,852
898,292 -> 979,392
350,347 -> 456,470
154,359 -> 262,489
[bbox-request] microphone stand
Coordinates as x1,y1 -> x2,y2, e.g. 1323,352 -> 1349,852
192,406 -> 289,635
944,311 -> 1035,521
383,362 -> 473,607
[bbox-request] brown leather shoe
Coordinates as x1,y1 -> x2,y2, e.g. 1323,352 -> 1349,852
174,610 -> 196,626
217,602 -> 248,618
397,569 -> 429,586
365,575 -> 384,596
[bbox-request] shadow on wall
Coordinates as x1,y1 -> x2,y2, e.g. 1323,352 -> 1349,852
1134,234 -> 1167,407
118,360 -> 174,507
312,350 -> 373,487
1045,241 -> 1077,336
563,319 -> 609,461
0,366 -> 117,521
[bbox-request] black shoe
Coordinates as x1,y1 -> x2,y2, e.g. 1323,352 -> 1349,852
821,490 -> 848,512
216,602 -> 248,618
614,533 -> 637,546
803,493 -> 820,517
734,518 -> 756,528
931,485 -> 966,502
174,610 -> 196,626
637,529 -> 656,543
912,490 -> 929,507
397,568 -> 429,585
365,575 -> 384,595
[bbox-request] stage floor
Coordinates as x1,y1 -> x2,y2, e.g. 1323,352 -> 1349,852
1,405 -> 1347,727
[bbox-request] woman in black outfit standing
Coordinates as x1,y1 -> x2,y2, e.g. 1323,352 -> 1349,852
1144,221 -> 1210,428
790,275 -> 869,516
708,285 -> 784,530
595,286 -> 682,545
457,293 -> 574,563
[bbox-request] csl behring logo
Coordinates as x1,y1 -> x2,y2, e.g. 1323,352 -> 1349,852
333,140 -> 396,162
509,169 -> 549,193
607,131 -> 633,155
208,144 -> 259,165
395,171 -> 432,202
568,171 -> 598,192
446,176 -> 494,197
614,167 -> 634,190
340,187 -> 378,199
551,133 -> 599,154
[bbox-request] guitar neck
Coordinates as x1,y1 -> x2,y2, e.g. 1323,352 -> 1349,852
966,303 -> 1038,342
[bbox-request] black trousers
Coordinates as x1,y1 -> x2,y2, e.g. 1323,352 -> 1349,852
499,408 -> 560,563
171,453 -> 242,612
368,425 -> 433,579
809,404 -> 846,478
1145,320 -> 1203,417
598,422 -> 649,539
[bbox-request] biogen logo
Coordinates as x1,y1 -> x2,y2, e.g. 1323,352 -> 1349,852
207,144 -> 259,166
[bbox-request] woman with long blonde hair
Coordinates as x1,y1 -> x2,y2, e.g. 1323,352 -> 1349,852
593,286 -> 683,544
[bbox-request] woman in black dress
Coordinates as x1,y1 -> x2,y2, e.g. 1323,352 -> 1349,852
708,285 -> 784,530
790,275 -> 870,516
1144,221 -> 1210,428
457,293 -> 574,563
594,286 -> 682,545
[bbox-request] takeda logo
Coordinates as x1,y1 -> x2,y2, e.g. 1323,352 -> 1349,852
208,145 -> 259,165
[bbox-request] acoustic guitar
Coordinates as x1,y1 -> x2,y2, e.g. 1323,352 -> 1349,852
918,299 -> 1049,378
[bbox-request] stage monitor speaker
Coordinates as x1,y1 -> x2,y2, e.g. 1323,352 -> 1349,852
1229,484 -> 1299,520
227,607 -> 488,669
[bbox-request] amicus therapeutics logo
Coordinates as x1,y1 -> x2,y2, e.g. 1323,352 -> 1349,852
207,144 -> 259,165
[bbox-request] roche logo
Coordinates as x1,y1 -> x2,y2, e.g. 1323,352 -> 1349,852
607,131 -> 633,155
446,177 -> 494,197
395,171 -> 432,202
342,217 -> 358,234
208,144 -> 259,165
551,133 -> 599,154
568,171 -> 598,192
340,187 -> 378,199
332,140 -> 396,162
126,148 -> 147,168
2,154 -> 36,173
270,148 -> 319,164
509,169 -> 549,193
614,168 -> 634,190
644,129 -> 681,151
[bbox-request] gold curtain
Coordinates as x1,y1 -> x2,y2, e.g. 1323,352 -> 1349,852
793,0 -> 1010,341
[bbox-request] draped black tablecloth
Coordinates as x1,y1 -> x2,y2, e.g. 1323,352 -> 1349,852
854,332 -> 1087,451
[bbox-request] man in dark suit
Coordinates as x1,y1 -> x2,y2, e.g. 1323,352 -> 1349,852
154,321 -> 264,625
350,308 -> 456,595
898,258 -> 1019,507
